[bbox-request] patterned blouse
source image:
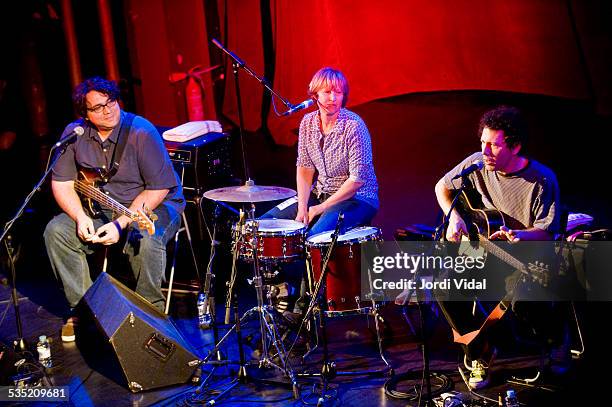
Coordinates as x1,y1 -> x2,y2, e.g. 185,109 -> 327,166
296,108 -> 378,204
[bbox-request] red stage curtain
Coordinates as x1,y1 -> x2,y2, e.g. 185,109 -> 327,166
224,0 -> 589,145
221,0 -> 265,132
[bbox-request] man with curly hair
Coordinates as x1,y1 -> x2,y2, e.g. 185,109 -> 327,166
434,105 -> 568,389
44,77 -> 185,341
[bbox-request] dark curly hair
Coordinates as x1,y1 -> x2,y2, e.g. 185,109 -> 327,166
72,77 -> 120,117
478,106 -> 527,150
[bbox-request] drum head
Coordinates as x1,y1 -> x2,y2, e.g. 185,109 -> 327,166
306,226 -> 380,246
249,219 -> 307,234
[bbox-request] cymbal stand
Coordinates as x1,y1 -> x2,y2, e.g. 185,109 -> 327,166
245,206 -> 300,397
193,209 -> 250,403
200,208 -> 299,404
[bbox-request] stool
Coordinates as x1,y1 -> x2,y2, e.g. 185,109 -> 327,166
164,210 -> 202,314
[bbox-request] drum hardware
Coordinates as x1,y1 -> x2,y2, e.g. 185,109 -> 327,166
298,246 -> 321,362
194,207 -> 299,401
234,219 -> 306,263
294,212 -> 344,405
306,226 -> 382,315
241,208 -> 299,394
190,39 -> 301,404
263,270 -> 281,279
209,207 -> 301,394
295,219 -> 392,405
292,215 -> 391,405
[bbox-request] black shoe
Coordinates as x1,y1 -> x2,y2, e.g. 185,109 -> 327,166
548,326 -> 572,375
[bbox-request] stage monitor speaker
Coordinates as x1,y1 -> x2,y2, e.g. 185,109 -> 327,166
82,273 -> 200,392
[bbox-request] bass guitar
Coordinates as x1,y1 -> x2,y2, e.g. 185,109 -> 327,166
74,167 -> 157,235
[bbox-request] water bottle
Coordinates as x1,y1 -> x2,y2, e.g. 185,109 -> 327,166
197,293 -> 211,328
36,335 -> 52,368
504,389 -> 519,407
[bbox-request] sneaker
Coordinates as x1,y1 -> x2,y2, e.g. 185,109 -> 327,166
468,360 -> 490,389
61,317 -> 78,342
464,347 -> 497,371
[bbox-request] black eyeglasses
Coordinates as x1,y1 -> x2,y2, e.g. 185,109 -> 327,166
87,99 -> 117,114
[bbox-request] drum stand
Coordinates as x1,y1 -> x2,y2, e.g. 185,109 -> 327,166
296,215 -> 391,405
298,250 -> 320,361
198,208 -> 300,404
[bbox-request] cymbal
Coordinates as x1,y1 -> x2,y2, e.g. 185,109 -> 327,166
203,182 -> 296,202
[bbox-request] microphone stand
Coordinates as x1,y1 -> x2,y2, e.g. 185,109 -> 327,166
210,38 -> 293,187
191,208 -> 248,404
1,142 -> 70,351
198,203 -> 224,366
211,38 -> 293,112
387,178 -> 469,405
224,209 -> 248,379
296,213 -> 344,405
395,174 -> 468,406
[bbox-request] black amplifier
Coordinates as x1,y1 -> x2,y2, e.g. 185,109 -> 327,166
163,132 -> 232,201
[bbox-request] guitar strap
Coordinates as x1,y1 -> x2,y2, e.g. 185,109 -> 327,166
105,112 -> 135,180
451,296 -> 512,346
451,267 -> 528,346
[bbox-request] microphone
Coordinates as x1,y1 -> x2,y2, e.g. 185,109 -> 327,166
451,159 -> 484,180
54,126 -> 85,148
224,299 -> 232,325
281,99 -> 314,116
332,212 -> 345,238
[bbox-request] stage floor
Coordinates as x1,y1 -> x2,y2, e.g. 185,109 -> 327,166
0,268 -> 595,407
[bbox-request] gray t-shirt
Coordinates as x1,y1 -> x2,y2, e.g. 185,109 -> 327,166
442,152 -> 560,233
53,111 -> 185,213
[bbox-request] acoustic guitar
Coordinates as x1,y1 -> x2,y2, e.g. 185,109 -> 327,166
452,189 -> 550,287
447,189 -> 554,347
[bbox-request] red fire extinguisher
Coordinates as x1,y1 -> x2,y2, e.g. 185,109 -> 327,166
169,65 -> 221,122
185,72 -> 204,121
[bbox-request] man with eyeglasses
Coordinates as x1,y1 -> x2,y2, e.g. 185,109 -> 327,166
44,77 -> 185,342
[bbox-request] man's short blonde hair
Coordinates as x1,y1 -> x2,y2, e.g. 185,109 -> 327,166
307,67 -> 349,107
